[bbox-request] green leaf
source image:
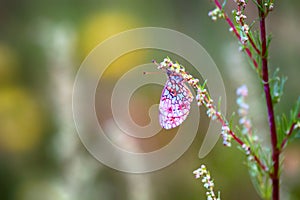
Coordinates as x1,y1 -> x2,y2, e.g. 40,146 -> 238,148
250,0 -> 265,13
291,97 -> 300,120
247,155 -> 272,199
217,97 -> 222,112
229,112 -> 236,128
277,97 -> 300,147
295,129 -> 300,138
222,0 -> 227,10
266,34 -> 272,50
202,79 -> 207,89
288,97 -> 300,142
270,68 -> 287,104
277,115 -> 285,145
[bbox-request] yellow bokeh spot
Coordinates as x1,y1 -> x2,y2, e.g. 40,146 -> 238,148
0,87 -> 44,154
78,11 -> 147,78
79,11 -> 139,55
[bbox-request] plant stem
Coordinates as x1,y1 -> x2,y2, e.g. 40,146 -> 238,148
280,122 -> 296,150
204,96 -> 268,172
236,4 -> 261,55
256,1 -> 279,199
214,0 -> 258,69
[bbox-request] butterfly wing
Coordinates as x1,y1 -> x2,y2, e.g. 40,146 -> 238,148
159,80 -> 194,129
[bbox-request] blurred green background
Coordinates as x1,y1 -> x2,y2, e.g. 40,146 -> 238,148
1,0 -> 300,199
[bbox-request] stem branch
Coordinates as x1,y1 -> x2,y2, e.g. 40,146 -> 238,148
280,122 -> 296,150
213,0 -> 259,69
256,1 -> 279,199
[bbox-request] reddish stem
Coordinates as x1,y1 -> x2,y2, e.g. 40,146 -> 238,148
248,35 -> 261,55
220,116 -> 268,172
203,96 -> 268,171
280,122 -> 296,150
257,1 -> 279,199
237,5 -> 261,55
211,0 -> 269,172
213,0 -> 259,69
245,48 -> 259,69
157,58 -> 268,172
212,0 -> 279,198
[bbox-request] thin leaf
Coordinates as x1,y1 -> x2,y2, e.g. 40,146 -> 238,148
222,0 -> 227,10
251,0 -> 265,13
266,34 -> 272,50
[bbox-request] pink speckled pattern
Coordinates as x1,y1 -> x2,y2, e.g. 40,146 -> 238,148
159,73 -> 194,129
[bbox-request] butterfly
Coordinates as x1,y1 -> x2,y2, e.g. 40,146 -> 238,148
159,70 -> 194,129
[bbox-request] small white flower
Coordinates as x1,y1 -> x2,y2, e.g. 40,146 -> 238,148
173,63 -> 179,69
268,3 -> 274,11
242,144 -> 250,155
241,35 -> 248,44
224,141 -> 232,147
207,196 -> 213,200
208,7 -> 223,21
295,121 -> 300,129
240,14 -> 247,19
193,165 -> 219,200
189,78 -> 199,86
206,107 -> 217,119
235,0 -> 246,7
247,155 -> 254,161
242,24 -> 249,34
211,16 -> 217,21
221,125 -> 232,147
204,183 -> 209,189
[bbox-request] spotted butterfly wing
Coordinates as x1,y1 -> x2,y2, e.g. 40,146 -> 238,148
159,73 -> 194,129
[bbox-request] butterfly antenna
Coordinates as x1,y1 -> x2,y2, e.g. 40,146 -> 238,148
143,71 -> 162,75
152,59 -> 160,66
